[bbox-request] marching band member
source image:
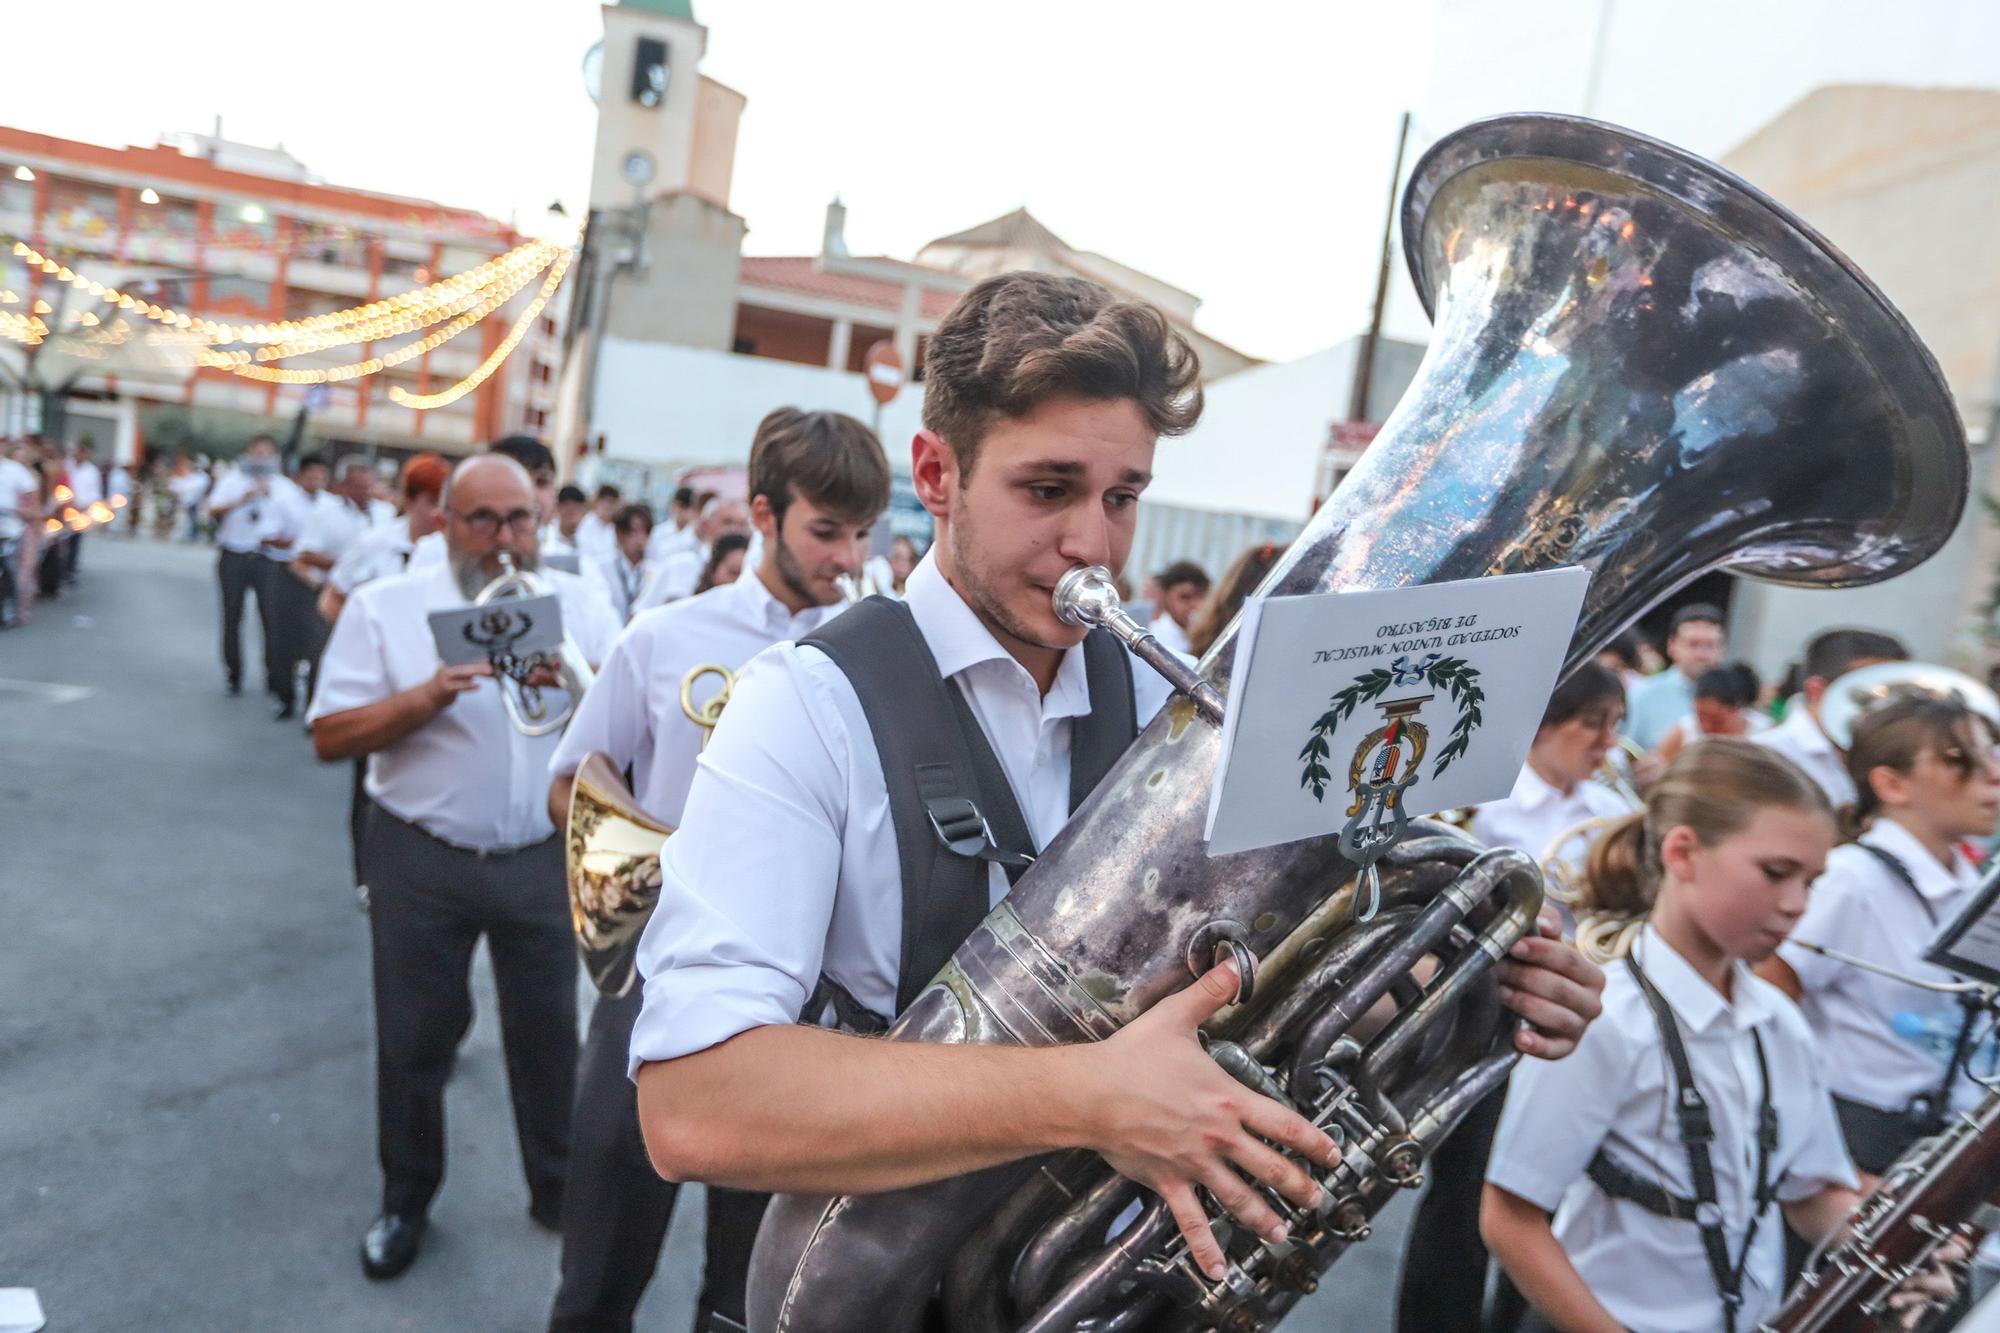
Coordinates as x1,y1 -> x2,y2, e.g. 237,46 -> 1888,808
287,454 -> 392,713
543,484 -> 588,561
1760,695 -> 2000,1175
575,484 -> 621,568
1145,558 -> 1208,654
1621,603 -> 1726,749
633,497 -> 751,612
1753,627 -> 1909,805
696,532 -> 749,591
627,271 -> 1605,1301
646,484 -> 701,565
1483,740 -> 1960,1333
1396,660 -> 1628,1333
543,407 -> 889,1333
307,454 -> 618,1281
586,503 -> 656,625
204,435 -> 297,700
259,452 -> 326,720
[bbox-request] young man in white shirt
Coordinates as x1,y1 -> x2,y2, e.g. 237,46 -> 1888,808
204,435 -> 296,698
587,503 -> 656,625
645,483 -> 701,565
1145,558 -> 1208,655
629,272 -> 1606,1315
284,455 -> 392,717
1752,627 -> 1907,805
574,484 -> 621,569
541,484 -> 588,566
308,454 -> 619,1282
633,498 -> 752,613
544,406 -> 890,1333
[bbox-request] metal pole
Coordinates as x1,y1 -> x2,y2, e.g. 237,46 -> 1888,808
1349,110 -> 1412,426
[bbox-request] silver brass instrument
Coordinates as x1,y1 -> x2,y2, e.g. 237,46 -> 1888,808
472,551 -> 596,736
1819,661 -> 2000,750
834,571 -> 881,604
566,662 -> 736,995
747,112 -> 1968,1333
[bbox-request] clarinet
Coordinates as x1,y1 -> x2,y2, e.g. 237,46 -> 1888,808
1763,1087 -> 2000,1331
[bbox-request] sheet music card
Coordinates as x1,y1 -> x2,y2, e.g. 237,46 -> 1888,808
1203,568 -> 1590,858
428,594 -> 565,668
1925,864 -> 2000,989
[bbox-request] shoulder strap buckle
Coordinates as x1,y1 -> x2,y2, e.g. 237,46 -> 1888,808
1676,1086 -> 1716,1143
926,796 -> 998,859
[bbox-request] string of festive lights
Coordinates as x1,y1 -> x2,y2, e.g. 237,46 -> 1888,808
390,248 -> 572,411
196,248 -> 561,385
4,235 -> 567,350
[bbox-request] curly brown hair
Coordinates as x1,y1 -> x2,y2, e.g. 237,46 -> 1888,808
921,271 -> 1204,475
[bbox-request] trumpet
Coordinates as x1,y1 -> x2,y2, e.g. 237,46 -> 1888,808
471,552 -> 595,736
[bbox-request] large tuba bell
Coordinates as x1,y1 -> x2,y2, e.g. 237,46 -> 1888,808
1817,660 -> 2000,750
747,112 -> 1968,1333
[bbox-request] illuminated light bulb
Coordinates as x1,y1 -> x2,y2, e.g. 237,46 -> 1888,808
12,165 -> 33,182
32,299 -> 50,314
139,187 -> 160,205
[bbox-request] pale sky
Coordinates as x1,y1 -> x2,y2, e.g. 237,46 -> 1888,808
5,1 -> 1995,365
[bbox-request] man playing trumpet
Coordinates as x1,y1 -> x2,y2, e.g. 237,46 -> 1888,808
543,407 -> 891,1333
308,453 -> 619,1281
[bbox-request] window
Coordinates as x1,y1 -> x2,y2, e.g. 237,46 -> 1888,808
530,359 -> 553,384
211,199 -> 277,248
42,176 -> 117,241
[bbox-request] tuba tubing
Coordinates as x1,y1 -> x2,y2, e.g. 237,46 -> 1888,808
748,111 -> 1968,1333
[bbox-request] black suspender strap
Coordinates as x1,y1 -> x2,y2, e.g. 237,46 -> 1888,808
1856,843 -> 1939,926
1585,953 -> 1778,1333
799,596 -> 1140,1020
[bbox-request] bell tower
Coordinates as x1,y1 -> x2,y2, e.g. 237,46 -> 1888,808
584,0 -> 723,210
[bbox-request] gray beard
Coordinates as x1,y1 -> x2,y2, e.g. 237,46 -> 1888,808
452,549 -> 536,601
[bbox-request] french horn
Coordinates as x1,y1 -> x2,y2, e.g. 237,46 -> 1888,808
471,551 -> 596,736
565,663 -> 735,996
748,112 -> 1969,1333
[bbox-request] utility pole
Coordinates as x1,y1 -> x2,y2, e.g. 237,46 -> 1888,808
1349,110 -> 1412,426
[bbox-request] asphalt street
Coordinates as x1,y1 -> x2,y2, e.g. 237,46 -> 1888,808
0,534 -> 1415,1332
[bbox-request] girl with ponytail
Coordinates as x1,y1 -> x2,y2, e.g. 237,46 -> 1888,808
1758,695 -> 2000,1176
1482,740 -> 1961,1332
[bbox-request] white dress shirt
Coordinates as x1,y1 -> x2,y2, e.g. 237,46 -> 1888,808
1488,926 -> 1857,1333
1147,613 -> 1192,654
329,519 -> 422,596
589,552 -> 654,624
306,559 -> 618,851
575,511 -> 618,567
0,456 -> 35,541
206,469 -> 298,555
1780,818 -> 1992,1114
549,569 -> 845,824
1470,762 -> 1631,861
69,461 -> 103,508
628,551 -> 1176,1075
1754,699 -> 1854,806
646,521 -> 700,566
296,497 -> 394,586
634,545 -> 705,613
409,530 -> 446,571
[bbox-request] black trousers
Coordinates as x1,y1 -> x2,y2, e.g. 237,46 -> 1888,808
348,761 -> 371,888
548,985 -> 769,1333
361,806 -> 578,1219
267,567 -> 320,709
216,549 -> 271,691
1395,1084 -> 1526,1333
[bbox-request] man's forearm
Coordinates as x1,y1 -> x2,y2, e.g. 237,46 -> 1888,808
637,1023 -> 1094,1194
313,684 -> 442,761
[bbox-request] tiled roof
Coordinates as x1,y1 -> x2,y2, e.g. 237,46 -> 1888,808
737,256 -> 962,319
925,207 -> 1070,252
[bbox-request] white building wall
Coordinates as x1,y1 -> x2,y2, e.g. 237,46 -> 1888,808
593,336 -> 926,471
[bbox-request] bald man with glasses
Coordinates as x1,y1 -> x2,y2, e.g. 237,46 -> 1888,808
308,454 -> 619,1282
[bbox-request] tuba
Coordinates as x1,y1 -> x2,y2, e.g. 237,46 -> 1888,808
472,551 -> 596,736
1817,661 -> 2000,750
747,112 -> 1969,1333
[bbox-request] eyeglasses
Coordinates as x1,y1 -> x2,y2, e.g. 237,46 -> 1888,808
451,506 -> 539,539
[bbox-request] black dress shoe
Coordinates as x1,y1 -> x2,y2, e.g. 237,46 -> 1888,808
273,701 -> 296,721
226,679 -> 242,696
360,1213 -> 424,1279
